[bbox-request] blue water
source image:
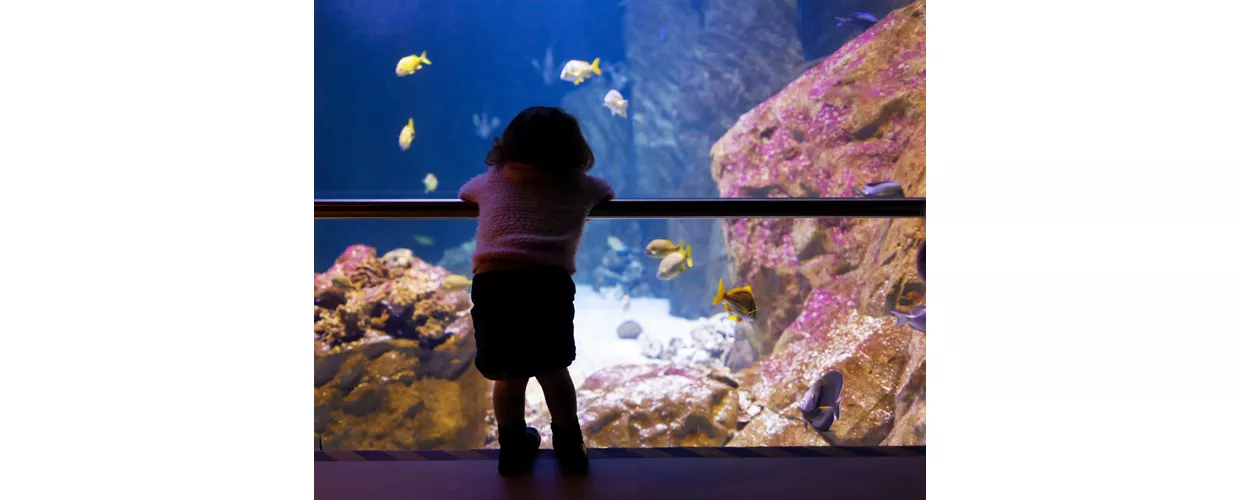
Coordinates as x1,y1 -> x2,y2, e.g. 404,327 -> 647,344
315,0 -> 627,270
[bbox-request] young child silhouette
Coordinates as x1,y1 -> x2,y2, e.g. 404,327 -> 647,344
459,106 -> 614,476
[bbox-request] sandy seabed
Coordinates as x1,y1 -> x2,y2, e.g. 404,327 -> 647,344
522,287 -> 700,405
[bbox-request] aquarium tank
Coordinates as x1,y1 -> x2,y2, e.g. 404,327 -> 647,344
314,0 -> 926,450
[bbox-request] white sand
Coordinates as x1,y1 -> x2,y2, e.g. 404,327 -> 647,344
523,287 -> 701,405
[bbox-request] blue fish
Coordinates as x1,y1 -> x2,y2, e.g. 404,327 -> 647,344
835,11 -> 878,29
659,27 -> 667,43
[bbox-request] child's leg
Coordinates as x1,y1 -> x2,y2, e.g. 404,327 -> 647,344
536,368 -> 588,474
534,368 -> 577,425
493,377 -> 529,427
493,376 -> 539,476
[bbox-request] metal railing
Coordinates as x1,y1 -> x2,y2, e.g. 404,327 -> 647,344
314,198 -> 926,220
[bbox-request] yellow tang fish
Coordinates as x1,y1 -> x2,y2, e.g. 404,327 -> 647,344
656,244 -> 692,280
399,118 -> 415,151
395,51 -> 432,77
412,235 -> 435,246
559,57 -> 602,85
423,173 -> 438,193
645,239 -> 684,259
713,279 -> 757,322
441,274 -> 473,290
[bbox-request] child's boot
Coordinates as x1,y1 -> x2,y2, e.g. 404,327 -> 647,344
551,421 -> 589,475
497,425 -> 540,476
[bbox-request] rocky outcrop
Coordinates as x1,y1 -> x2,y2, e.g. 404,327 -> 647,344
624,0 -> 806,318
710,0 -> 926,354
314,245 -> 490,450
710,1 -> 927,445
519,364 -> 740,448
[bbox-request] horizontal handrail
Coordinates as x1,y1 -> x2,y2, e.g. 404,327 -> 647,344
315,198 -> 925,219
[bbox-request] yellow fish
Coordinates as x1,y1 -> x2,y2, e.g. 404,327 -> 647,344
442,274 -> 473,290
331,275 -> 360,291
656,244 -> 692,280
423,173 -> 438,193
645,239 -> 684,259
713,279 -> 757,322
559,57 -> 602,85
395,51 -> 432,77
399,118 -> 415,151
412,235 -> 435,246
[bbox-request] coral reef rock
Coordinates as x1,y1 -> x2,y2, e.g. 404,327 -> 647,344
616,319 -> 644,340
710,0 -> 926,355
625,0 -> 806,319
636,313 -> 737,368
710,2 -> 927,446
527,364 -> 740,448
314,245 -> 490,450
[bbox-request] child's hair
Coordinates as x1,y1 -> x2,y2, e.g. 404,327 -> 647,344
484,106 -> 595,174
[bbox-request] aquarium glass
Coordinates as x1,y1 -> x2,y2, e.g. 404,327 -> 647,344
315,0 -> 927,449
314,216 -> 926,450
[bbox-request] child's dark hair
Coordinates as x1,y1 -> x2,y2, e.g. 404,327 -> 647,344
484,106 -> 595,173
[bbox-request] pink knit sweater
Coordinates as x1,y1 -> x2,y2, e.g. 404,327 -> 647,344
460,163 -> 615,275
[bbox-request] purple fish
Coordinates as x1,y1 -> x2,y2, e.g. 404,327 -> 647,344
890,305 -> 926,333
799,371 -> 844,432
851,180 -> 905,198
835,12 -> 879,29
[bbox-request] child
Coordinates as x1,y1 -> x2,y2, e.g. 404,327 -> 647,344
459,106 -> 614,476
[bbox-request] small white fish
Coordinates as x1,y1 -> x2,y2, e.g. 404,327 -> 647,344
603,89 -> 628,118
560,57 -> 602,85
890,305 -> 925,332
606,236 -> 627,252
423,173 -> 438,193
399,118 -> 415,151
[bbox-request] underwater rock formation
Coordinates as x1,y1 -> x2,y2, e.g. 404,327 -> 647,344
624,0 -> 805,318
589,240 -> 650,299
616,319 -> 643,339
435,239 -> 475,277
314,245 -> 490,450
525,364 -> 740,448
636,313 -> 738,368
710,1 -> 927,445
710,0 -> 926,354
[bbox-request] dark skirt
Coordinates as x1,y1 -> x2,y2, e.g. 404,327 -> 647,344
470,268 -> 576,380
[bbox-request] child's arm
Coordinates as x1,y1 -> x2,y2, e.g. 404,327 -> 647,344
592,176 -> 615,204
459,174 -> 485,204
585,175 -> 615,221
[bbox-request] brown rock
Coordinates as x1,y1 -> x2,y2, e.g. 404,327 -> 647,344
710,1 -> 927,351
524,364 -> 739,448
314,245 -> 490,450
726,408 -> 824,447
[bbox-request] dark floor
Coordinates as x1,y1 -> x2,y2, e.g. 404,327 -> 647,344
315,449 -> 926,500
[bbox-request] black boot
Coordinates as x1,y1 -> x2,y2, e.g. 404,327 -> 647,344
551,422 -> 589,475
497,425 -> 540,476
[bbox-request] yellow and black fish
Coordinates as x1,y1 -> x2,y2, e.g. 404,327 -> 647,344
712,279 -> 757,322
